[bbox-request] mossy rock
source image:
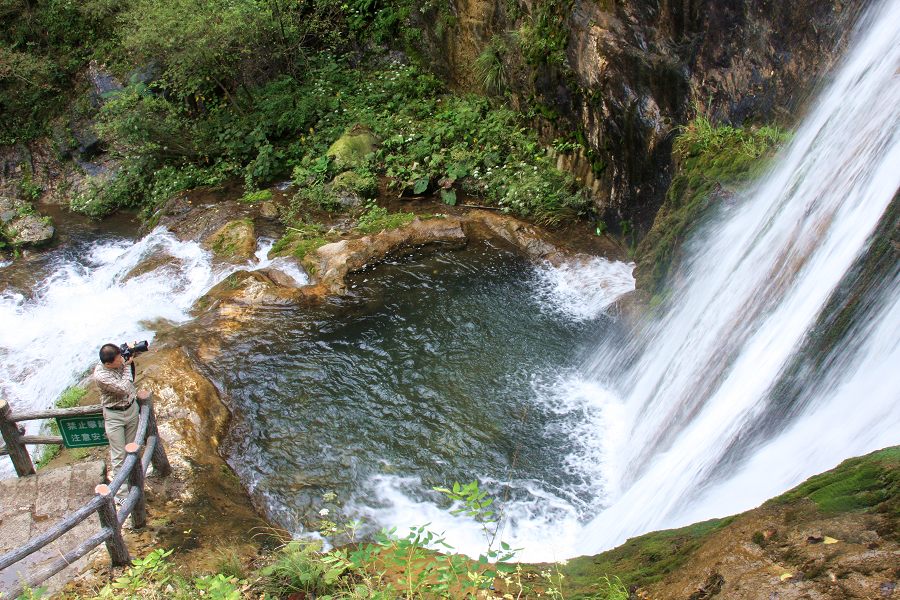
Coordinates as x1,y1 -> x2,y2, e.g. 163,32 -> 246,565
552,517 -> 734,594
332,170 -> 378,199
268,228 -> 329,262
205,218 -> 256,259
326,125 -> 378,170
0,196 -> 54,247
634,118 -> 788,294
769,446 -> 900,516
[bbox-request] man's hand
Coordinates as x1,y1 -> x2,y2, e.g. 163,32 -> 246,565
137,389 -> 151,401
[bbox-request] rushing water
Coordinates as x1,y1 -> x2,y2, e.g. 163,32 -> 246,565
0,218 -> 306,478
572,0 -> 900,553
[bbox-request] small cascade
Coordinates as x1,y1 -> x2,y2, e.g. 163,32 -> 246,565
0,229 -> 304,477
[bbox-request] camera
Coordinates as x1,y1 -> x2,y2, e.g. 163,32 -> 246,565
120,340 -> 149,360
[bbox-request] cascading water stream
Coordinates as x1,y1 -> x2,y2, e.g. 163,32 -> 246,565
0,229 -> 305,478
574,0 -> 900,553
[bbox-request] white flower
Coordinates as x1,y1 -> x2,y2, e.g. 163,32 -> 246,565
319,508 -> 330,516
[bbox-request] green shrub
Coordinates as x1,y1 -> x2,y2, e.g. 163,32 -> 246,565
239,189 -> 273,204
355,202 -> 416,234
634,114 -> 789,293
36,386 -> 88,469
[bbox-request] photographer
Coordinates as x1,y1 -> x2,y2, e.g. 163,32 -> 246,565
93,342 -> 150,500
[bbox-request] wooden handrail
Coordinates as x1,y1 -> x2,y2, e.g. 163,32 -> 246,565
8,405 -> 103,422
0,396 -> 172,597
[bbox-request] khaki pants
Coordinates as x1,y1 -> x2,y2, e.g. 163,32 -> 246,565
104,402 -> 139,496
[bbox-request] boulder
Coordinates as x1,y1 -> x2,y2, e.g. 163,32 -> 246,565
87,61 -> 123,108
71,120 -> 103,160
203,219 -> 256,260
7,213 -> 54,246
0,196 -> 54,247
306,216 -> 468,292
326,125 -> 378,170
198,270 -> 299,311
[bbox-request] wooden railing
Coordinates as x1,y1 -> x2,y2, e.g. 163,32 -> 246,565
0,397 -> 171,598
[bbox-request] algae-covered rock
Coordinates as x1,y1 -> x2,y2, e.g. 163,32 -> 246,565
7,213 -> 55,246
204,218 -> 256,260
326,125 -> 378,170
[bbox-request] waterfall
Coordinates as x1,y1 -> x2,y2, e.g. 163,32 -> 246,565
576,0 -> 900,553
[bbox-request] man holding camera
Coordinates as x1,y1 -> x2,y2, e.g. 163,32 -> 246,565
93,342 -> 150,498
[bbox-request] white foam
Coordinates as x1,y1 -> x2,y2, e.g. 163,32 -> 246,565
253,238 -> 309,286
349,474 -> 585,563
532,258 -> 634,321
0,228 -> 269,478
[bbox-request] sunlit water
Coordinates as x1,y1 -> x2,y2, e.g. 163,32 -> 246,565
0,222 -> 306,478
573,0 -> 900,553
211,241 -> 635,560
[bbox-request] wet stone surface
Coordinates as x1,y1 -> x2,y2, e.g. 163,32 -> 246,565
0,461 -> 106,596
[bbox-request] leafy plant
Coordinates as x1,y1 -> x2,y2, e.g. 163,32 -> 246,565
473,35 -> 511,95
355,202 -> 416,234
97,548 -> 174,597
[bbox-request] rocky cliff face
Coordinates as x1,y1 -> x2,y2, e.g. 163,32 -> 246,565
418,0 -> 868,228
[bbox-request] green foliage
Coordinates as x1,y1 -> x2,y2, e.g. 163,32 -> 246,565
58,386 -> 88,409
19,175 -> 43,201
99,548 -> 174,596
634,113 -> 789,293
260,540 -> 347,597
473,35 -> 512,95
434,481 -> 496,523
771,446 -> 899,516
0,0 -> 123,143
518,0 -> 570,67
269,224 -> 330,261
355,201 -> 416,234
36,386 -> 88,469
239,189 -> 273,204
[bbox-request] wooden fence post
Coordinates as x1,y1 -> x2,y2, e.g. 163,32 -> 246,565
125,443 -> 147,529
95,484 -> 130,566
145,397 -> 172,477
0,399 -> 35,477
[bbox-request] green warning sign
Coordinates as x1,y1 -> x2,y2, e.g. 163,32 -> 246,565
56,415 -> 109,448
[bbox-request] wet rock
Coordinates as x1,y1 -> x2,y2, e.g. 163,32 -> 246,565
326,125 -> 378,170
0,196 -> 54,247
203,218 -> 256,260
127,60 -> 162,87
70,119 -> 103,160
463,210 -> 562,262
6,213 -> 54,246
196,271 -> 301,313
259,200 -> 279,219
259,267 -> 303,288
306,216 -> 468,292
87,61 -> 123,108
155,188 -> 255,243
